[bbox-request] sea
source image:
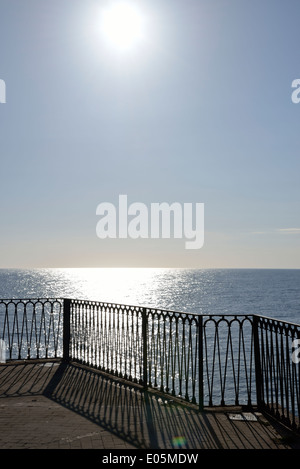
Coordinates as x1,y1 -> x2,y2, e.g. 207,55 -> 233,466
0,267 -> 299,323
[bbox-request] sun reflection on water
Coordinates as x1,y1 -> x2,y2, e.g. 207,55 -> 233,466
53,267 -> 172,308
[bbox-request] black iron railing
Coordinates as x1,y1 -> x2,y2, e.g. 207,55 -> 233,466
254,315 -> 300,431
0,298 -> 299,432
0,298 -> 63,361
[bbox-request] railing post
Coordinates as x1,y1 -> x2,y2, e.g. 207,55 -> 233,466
198,315 -> 204,411
142,307 -> 148,390
253,315 -> 263,409
63,299 -> 71,362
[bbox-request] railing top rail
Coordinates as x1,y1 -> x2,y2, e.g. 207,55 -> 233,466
1,297 -> 299,328
68,299 -> 258,319
0,298 -> 63,301
68,298 -> 198,315
76,302 -> 300,328
253,313 -> 300,328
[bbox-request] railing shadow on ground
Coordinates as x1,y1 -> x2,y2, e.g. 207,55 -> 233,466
42,362 -> 232,449
2,361 -> 299,449
0,360 -> 62,397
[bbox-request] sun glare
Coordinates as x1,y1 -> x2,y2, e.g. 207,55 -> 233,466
100,2 -> 145,51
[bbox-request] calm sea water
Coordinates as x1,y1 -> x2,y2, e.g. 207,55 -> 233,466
0,267 -> 299,323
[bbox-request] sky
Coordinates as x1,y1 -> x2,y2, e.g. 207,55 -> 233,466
0,0 -> 300,269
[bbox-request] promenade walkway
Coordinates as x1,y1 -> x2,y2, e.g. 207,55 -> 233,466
1,360 -> 300,450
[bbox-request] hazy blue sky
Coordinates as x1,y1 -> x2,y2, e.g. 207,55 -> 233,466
0,0 -> 300,268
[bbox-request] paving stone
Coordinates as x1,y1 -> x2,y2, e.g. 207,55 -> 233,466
1,361 -> 300,450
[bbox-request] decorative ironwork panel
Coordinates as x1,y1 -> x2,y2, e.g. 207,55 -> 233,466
0,299 -> 63,360
69,300 -> 144,383
256,315 -> 300,430
145,308 -> 200,404
203,315 -> 255,407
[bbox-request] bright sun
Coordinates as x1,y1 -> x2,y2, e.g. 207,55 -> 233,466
100,2 -> 145,51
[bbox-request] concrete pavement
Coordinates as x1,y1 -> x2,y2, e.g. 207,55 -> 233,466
0,360 -> 300,450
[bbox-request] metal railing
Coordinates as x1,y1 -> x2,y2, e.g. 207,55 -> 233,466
254,315 -> 300,431
0,298 -> 63,361
1,298 -> 299,432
